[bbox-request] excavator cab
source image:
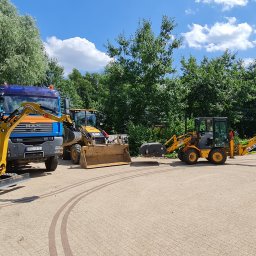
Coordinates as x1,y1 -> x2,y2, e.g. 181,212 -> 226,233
69,109 -> 106,145
195,117 -> 228,149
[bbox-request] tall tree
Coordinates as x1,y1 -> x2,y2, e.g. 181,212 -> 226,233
0,0 -> 48,85
181,52 -> 242,118
104,16 -> 181,132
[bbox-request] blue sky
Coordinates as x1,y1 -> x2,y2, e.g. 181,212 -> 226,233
11,0 -> 256,75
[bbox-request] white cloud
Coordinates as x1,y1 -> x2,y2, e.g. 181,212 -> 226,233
185,8 -> 197,15
182,17 -> 256,52
196,0 -> 248,11
242,58 -> 255,67
44,36 -> 112,75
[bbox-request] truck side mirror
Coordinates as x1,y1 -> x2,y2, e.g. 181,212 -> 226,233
63,98 -> 70,114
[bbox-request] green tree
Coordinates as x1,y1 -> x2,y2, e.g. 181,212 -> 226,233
181,52 -> 242,118
104,16 -> 181,132
0,0 -> 48,84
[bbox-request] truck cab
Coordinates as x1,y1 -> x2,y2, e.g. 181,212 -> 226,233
0,85 -> 63,171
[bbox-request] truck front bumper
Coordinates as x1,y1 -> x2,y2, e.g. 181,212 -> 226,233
7,137 -> 63,162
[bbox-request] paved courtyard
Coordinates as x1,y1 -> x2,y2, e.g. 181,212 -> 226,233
1,155 -> 256,256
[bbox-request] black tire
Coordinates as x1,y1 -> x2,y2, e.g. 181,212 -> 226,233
63,147 -> 71,160
183,148 -> 199,165
45,156 -> 58,172
208,148 -> 227,165
177,148 -> 185,162
70,144 -> 81,164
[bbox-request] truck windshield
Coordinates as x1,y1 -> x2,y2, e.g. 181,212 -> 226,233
0,96 -> 59,114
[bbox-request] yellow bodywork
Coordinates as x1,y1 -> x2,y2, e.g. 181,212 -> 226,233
0,102 -> 72,176
82,125 -> 101,133
236,137 -> 256,156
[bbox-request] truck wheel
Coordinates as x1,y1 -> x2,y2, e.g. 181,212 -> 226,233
208,148 -> 226,165
71,144 -> 81,164
63,147 -> 71,160
183,148 -> 199,165
45,156 -> 58,172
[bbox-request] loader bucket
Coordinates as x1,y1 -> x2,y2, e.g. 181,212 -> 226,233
80,144 -> 131,169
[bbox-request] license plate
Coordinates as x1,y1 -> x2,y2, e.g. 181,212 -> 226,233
26,146 -> 43,152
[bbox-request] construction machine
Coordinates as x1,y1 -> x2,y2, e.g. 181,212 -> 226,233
0,102 -> 74,189
63,109 -> 131,168
1,85 -> 68,171
140,117 -> 256,165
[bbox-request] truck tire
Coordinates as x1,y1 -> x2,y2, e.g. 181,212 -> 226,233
208,148 -> 226,165
63,147 -> 71,160
45,156 -> 58,172
71,144 -> 81,164
183,148 -> 199,165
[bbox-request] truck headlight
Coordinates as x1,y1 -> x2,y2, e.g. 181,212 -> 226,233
55,146 -> 63,154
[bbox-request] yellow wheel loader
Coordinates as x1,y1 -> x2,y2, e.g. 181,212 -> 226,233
0,102 -> 74,189
140,117 -> 256,165
63,109 -> 131,168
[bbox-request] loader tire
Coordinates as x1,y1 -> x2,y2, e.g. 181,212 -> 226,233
177,148 -> 185,162
63,147 -> 71,160
183,148 -> 199,165
45,156 -> 58,172
208,148 -> 226,165
71,144 -> 81,164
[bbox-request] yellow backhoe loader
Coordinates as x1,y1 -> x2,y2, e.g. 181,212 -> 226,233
0,102 -> 73,189
63,109 -> 131,168
140,117 -> 256,165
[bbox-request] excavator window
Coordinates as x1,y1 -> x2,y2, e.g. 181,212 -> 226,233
196,118 -> 214,149
86,113 -> 96,127
73,111 -> 86,127
214,120 -> 228,147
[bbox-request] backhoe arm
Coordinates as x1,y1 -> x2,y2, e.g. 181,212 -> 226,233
237,137 -> 256,156
0,102 -> 72,176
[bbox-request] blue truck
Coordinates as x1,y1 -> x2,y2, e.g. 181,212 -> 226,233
0,85 -> 64,172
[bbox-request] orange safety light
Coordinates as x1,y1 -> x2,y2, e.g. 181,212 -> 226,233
49,84 -> 54,90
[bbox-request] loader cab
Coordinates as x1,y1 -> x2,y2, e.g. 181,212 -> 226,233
195,117 -> 228,149
69,109 -> 97,129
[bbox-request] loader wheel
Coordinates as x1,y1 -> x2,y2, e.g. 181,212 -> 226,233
45,156 -> 58,172
177,148 -> 185,162
208,148 -> 227,165
183,148 -> 199,165
71,144 -> 81,164
63,147 -> 71,160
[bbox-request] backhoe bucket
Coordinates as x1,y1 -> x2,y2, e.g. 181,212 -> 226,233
0,173 -> 30,189
80,144 -> 131,169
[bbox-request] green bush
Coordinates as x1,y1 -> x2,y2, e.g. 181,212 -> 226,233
127,123 -> 155,156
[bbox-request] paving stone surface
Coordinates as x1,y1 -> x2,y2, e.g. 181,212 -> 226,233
0,155 -> 256,256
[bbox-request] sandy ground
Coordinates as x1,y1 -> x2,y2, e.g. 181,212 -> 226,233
0,155 -> 256,256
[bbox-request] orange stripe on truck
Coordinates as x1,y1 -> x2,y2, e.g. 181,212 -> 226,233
20,116 -> 56,123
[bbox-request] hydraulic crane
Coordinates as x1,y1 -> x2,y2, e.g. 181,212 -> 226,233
0,102 -> 73,189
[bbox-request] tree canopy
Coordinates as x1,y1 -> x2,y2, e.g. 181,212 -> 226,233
0,0 -> 48,84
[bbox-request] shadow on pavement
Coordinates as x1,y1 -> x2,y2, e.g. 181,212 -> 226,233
0,195 -> 39,203
130,161 -> 160,167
